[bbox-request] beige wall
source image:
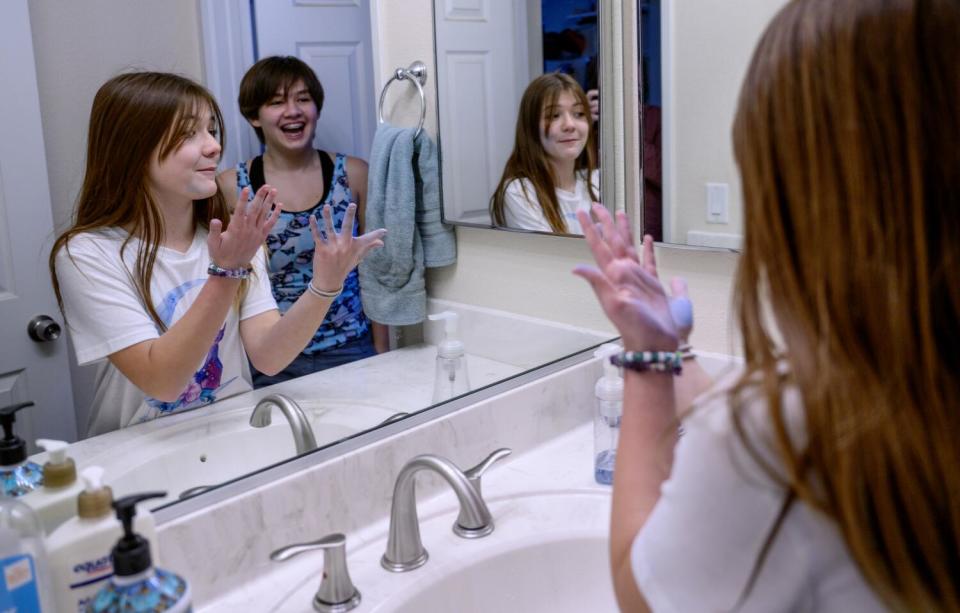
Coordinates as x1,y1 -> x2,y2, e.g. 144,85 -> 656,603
668,0 -> 788,244
376,1 -> 742,355
29,0 -> 204,232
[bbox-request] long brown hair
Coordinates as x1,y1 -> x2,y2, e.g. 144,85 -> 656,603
490,73 -> 598,233
50,72 -> 232,332
731,0 -> 960,610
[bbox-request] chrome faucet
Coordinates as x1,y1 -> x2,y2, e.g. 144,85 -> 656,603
249,393 -> 317,455
271,533 -> 361,612
381,448 -> 511,573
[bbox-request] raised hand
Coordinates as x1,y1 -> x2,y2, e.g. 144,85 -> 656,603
309,202 -> 386,292
208,185 -> 282,270
573,204 -> 678,352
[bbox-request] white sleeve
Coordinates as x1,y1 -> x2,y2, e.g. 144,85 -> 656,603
55,236 -> 159,365
630,394 -> 813,612
240,248 -> 278,320
501,179 -> 553,232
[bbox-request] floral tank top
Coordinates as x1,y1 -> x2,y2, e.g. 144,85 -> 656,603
237,151 -> 369,353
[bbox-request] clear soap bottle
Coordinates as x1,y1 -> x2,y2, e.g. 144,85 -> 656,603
429,311 -> 471,403
0,494 -> 54,611
593,344 -> 624,485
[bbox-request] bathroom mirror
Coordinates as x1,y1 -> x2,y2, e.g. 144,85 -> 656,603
637,0 -> 786,249
12,0 -> 614,512
433,0 -> 614,236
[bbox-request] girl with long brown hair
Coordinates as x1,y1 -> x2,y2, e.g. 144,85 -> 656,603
575,0 -> 960,610
50,72 -> 385,436
490,72 -> 599,235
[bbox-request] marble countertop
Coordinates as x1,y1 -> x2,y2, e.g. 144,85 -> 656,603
33,343 -> 523,470
200,421 -> 609,612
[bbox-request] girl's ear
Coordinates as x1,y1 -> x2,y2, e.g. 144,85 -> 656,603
250,117 -> 262,128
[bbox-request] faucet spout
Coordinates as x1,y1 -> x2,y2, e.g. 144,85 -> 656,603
381,454 -> 492,572
249,393 -> 318,455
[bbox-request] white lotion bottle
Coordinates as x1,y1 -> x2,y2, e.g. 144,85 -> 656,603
429,311 -> 471,403
22,438 -> 82,534
46,465 -> 158,613
593,344 -> 624,485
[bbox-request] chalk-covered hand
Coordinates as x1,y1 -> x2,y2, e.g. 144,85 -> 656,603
208,185 -> 282,270
573,204 -> 678,352
309,202 -> 386,292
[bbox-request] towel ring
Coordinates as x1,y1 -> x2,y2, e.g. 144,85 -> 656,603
378,61 -> 428,139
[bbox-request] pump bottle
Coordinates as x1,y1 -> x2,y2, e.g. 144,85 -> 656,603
0,402 -> 44,498
428,311 -> 471,403
87,491 -> 190,612
0,495 -> 54,611
24,438 -> 82,533
48,466 -> 158,612
593,344 -> 624,485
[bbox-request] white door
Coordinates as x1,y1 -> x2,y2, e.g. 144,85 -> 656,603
0,1 -> 78,443
434,0 -> 533,224
254,0 -> 377,160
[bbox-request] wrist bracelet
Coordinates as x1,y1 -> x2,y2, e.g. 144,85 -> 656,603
678,343 -> 696,361
207,262 -> 252,279
610,350 -> 683,375
307,280 -> 343,299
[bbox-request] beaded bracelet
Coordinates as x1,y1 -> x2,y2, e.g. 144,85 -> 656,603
609,350 -> 683,375
207,262 -> 252,279
307,280 -> 343,299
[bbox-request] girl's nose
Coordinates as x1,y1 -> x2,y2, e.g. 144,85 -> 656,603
205,132 -> 222,156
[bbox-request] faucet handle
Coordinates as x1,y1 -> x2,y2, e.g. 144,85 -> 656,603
271,533 -> 361,612
463,447 -> 512,496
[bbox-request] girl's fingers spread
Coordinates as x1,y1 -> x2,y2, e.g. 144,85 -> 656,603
670,277 -> 689,299
208,218 -> 223,242
322,204 -> 337,239
235,187 -> 250,215
572,264 -> 616,297
578,210 -> 614,268
309,215 -> 326,243
641,235 -> 659,278
341,202 -> 358,237
615,211 -> 635,249
598,205 -> 618,244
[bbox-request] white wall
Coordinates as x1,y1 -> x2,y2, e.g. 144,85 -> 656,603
667,0 -> 788,245
29,0 -> 204,233
375,1 -> 742,356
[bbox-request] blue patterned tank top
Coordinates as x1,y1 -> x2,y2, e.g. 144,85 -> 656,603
237,151 -> 369,353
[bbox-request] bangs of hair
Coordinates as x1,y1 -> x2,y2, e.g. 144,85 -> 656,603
157,91 -> 226,160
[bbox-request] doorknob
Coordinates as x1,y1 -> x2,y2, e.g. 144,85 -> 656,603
27,315 -> 61,343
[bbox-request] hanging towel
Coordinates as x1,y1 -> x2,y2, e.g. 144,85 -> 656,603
359,123 -> 456,325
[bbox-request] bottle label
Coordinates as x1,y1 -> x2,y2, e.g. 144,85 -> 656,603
0,554 -> 41,613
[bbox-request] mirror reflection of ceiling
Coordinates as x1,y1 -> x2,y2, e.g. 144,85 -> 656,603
19,0 -> 612,513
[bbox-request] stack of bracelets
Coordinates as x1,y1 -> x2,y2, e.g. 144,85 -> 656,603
610,350 -> 685,375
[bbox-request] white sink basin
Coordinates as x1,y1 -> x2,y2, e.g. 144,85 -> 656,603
89,400 -> 397,505
270,491 -> 617,613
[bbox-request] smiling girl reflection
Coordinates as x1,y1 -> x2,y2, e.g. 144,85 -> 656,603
490,73 -> 600,235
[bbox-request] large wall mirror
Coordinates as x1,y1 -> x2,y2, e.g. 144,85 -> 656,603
436,0 -> 783,250
433,0 -> 610,237
8,0 -> 613,513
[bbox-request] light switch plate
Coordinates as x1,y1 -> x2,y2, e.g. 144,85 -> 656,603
706,182 -> 729,224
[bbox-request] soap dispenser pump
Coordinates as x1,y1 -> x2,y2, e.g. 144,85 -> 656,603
87,491 -> 191,613
27,438 -> 83,533
428,311 -> 471,403
593,344 -> 624,485
0,401 -> 44,497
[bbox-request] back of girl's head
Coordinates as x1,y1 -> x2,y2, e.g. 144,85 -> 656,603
732,0 -> 960,609
491,72 -> 597,232
238,56 -> 325,143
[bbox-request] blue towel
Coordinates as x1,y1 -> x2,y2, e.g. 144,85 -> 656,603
359,123 -> 456,325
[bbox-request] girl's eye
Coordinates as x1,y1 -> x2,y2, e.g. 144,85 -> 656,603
298,97 -> 311,104
269,99 -> 283,106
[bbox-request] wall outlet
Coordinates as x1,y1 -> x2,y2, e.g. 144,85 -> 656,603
706,182 -> 729,224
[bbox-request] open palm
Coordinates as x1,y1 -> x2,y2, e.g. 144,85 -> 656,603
574,204 -> 678,352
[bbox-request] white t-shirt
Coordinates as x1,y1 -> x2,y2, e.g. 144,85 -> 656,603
55,227 -> 277,436
631,373 -> 886,612
501,169 -> 600,235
